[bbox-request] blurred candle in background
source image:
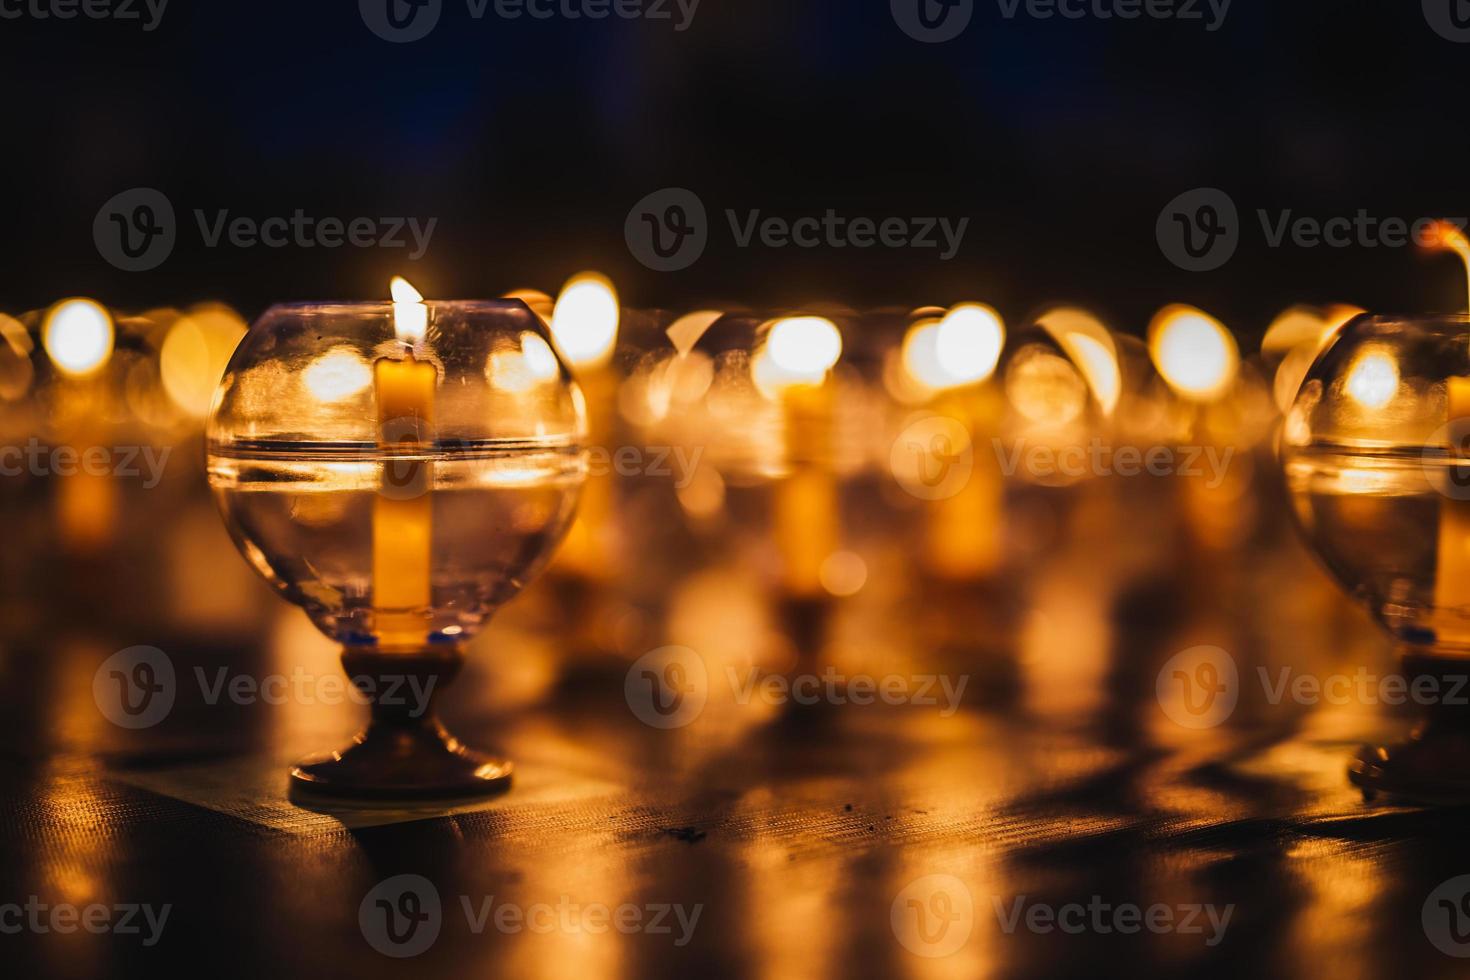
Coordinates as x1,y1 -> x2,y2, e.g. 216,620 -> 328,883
900,304 -> 1006,580
42,299 -> 116,552
548,272 -> 620,581
756,316 -> 843,598
1427,222 -> 1470,644
373,277 -> 435,649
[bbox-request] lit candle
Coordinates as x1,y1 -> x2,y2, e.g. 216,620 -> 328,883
900,304 -> 1007,580
759,317 -> 843,597
373,277 -> 435,650
547,272 -> 620,579
1427,223 -> 1470,641
43,298 -> 117,551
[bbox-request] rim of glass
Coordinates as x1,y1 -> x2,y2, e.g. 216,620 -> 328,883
259,299 -> 536,318
1347,312 -> 1470,325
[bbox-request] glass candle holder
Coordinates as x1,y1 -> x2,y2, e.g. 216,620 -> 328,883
1282,313 -> 1470,802
207,299 -> 586,798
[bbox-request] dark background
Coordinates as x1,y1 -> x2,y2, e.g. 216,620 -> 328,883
4,0 -> 1469,337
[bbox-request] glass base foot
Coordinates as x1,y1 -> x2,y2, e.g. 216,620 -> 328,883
1349,649 -> 1470,805
289,718 -> 513,800
1350,732 -> 1470,805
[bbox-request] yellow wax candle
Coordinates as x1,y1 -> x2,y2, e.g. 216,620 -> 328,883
1436,378 -> 1470,647
556,365 -> 616,578
373,312 -> 436,649
925,386 -> 1002,580
776,379 -> 838,598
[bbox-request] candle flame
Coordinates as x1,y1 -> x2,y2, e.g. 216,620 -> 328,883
1148,304 -> 1238,402
767,316 -> 843,377
550,272 -> 620,369
1345,348 -> 1399,410
900,318 -> 948,390
390,276 -> 428,343
43,298 -> 114,379
903,304 -> 1005,393
1425,220 -> 1470,313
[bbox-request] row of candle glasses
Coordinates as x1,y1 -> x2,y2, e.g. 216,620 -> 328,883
0,273 -> 1413,799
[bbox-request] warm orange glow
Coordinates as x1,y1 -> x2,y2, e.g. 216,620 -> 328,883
899,319 -> 947,390
43,299 -> 113,379
819,550 -> 868,597
934,304 -> 1004,385
1426,220 -> 1470,313
550,272 -> 620,369
1344,348 -> 1400,410
486,332 -> 560,392
1266,305 -> 1363,413
390,276 -> 429,343
666,310 -> 724,356
1035,307 -> 1121,416
767,316 -> 842,375
1148,305 -> 1239,402
303,347 -> 373,403
160,306 -> 248,417
901,304 -> 1005,393
503,288 -> 555,324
